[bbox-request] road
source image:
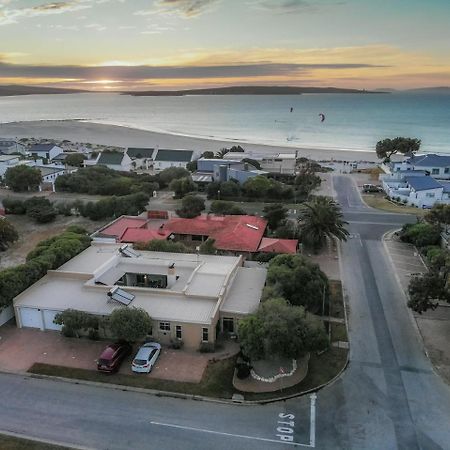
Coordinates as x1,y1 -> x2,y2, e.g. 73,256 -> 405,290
1,175 -> 450,449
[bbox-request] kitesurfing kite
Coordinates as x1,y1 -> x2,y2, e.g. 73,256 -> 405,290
319,113 -> 325,122
290,107 -> 294,113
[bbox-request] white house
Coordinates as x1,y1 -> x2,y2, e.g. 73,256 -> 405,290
0,138 -> 26,155
381,172 -> 450,208
29,144 -> 63,161
153,149 -> 194,172
223,150 -> 297,175
13,243 -> 267,349
95,151 -> 133,172
0,155 -> 21,177
126,148 -> 155,170
389,154 -> 450,180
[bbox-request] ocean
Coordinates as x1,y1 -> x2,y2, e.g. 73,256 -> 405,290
0,92 -> 449,154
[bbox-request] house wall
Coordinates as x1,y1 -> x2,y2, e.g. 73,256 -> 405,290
260,157 -> 296,174
415,166 -> 450,180
154,161 -> 189,172
0,157 -> 20,176
152,320 -> 215,349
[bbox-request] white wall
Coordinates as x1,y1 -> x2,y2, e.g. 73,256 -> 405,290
154,161 -> 188,172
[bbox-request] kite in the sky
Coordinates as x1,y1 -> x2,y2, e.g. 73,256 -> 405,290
319,113 -> 326,122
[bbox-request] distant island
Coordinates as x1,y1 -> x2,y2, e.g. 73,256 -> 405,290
122,85 -> 386,96
406,86 -> 450,93
0,85 -> 88,96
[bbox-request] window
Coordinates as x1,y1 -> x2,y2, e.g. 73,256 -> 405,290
176,325 -> 182,339
202,327 -> 209,342
159,322 -> 170,331
426,193 -> 435,198
222,317 -> 234,333
432,168 -> 439,174
445,168 -> 450,174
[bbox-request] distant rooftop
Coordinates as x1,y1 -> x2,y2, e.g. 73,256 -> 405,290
408,153 -> 450,168
97,151 -> 125,165
155,149 -> 194,162
405,175 -> 443,191
30,144 -> 59,152
127,148 -> 155,159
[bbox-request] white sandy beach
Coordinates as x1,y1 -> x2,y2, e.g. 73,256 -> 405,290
0,120 -> 382,162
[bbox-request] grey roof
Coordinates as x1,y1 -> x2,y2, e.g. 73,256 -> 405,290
405,175 -> 443,191
97,152 -> 124,165
155,149 -> 194,162
0,140 -> 17,147
37,166 -> 65,177
439,181 -> 450,193
30,144 -> 58,152
409,154 -> 450,168
127,148 -> 155,159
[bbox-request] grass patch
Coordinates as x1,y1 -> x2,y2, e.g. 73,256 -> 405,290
0,434 -> 70,450
28,356 -> 237,399
331,323 -> 348,342
362,194 -> 424,216
243,347 -> 348,401
329,280 -> 345,319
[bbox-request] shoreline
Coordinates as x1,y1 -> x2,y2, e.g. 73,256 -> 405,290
0,119 -> 382,162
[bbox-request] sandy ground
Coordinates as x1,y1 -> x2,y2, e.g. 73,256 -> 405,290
0,215 -> 102,269
0,120 -> 382,162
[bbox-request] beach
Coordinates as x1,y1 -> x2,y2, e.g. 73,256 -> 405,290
0,120 -> 381,162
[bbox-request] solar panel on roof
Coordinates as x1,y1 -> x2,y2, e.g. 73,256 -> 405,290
107,286 -> 135,306
119,244 -> 141,258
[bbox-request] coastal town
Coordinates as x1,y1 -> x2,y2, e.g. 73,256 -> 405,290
0,127 -> 450,448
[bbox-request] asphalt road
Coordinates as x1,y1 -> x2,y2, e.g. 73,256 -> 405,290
1,174 -> 450,449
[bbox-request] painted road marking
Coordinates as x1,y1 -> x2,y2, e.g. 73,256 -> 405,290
276,412 -> 295,442
151,394 -> 317,448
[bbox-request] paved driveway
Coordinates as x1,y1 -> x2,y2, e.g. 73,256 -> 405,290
0,326 -> 208,383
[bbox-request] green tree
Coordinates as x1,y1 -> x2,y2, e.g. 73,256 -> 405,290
134,240 -> 189,253
201,151 -> 215,159
242,176 -> 272,198
186,160 -> 198,172
0,219 -> 19,251
24,197 -> 57,223
53,309 -> 98,338
239,298 -> 328,360
199,238 -> 216,254
375,137 -> 421,161
5,165 -> 41,192
157,167 -> 190,187
210,200 -> 245,215
176,194 -> 205,218
266,254 -> 329,313
263,204 -> 288,230
169,176 -> 197,198
408,270 -> 450,314
298,196 -> 349,250
400,222 -> 441,247
425,204 -> 450,229
65,153 -> 86,167
109,307 -> 152,342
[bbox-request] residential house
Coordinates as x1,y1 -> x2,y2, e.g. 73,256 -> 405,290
126,148 -> 155,170
196,158 -> 267,184
29,144 -> 63,161
0,155 -> 21,177
223,151 -> 297,175
153,149 -> 194,172
95,151 -> 133,172
0,138 -> 26,155
389,154 -> 450,180
13,243 -> 267,348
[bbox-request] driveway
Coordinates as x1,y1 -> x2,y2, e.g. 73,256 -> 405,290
0,326 -> 208,383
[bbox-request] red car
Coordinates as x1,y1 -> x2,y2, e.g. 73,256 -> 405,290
97,342 -> 132,373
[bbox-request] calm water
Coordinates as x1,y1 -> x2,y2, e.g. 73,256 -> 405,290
0,92 -> 449,154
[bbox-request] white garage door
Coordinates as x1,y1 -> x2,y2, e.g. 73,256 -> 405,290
19,308 -> 43,329
43,310 -> 63,331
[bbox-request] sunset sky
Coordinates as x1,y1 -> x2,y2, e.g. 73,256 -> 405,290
1,0 -> 449,90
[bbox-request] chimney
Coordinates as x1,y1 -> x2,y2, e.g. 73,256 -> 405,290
167,262 -> 176,288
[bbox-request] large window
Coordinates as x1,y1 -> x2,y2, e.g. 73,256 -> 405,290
159,322 -> 170,332
432,168 -> 440,174
426,193 -> 435,198
176,325 -> 182,339
222,317 -> 234,333
202,327 -> 209,342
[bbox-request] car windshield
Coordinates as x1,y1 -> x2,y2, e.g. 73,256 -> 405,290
134,359 -> 147,365
98,359 -> 111,366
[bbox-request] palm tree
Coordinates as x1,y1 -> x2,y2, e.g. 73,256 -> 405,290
298,196 -> 349,250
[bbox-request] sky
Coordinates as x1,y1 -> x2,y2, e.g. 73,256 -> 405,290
0,0 -> 449,90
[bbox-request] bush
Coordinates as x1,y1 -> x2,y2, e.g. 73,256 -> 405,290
2,198 -> 26,214
134,240 -> 189,253
400,222 -> 441,247
176,195 -> 205,218
109,307 -> 153,342
209,200 -> 245,215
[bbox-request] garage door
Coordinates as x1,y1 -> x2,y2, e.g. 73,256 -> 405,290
19,308 -> 43,329
43,310 -> 63,331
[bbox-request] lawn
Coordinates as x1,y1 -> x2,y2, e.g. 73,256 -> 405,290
331,323 -> 348,342
29,356 -> 237,399
0,434 -> 70,450
362,194 -> 425,216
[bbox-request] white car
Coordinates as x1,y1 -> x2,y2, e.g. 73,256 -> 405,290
131,342 -> 161,373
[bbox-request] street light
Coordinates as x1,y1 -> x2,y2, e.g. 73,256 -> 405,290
217,189 -> 221,201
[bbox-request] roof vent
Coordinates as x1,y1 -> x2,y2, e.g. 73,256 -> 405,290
246,224 -> 259,230
107,286 -> 135,306
119,244 -> 140,258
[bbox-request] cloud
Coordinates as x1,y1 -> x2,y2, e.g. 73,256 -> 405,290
135,0 -> 220,18
0,0 -> 92,25
0,61 -> 385,81
250,0 -> 346,14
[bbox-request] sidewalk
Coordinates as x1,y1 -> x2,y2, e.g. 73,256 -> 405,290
384,231 -> 450,383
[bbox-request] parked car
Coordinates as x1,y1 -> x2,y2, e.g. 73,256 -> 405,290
132,342 -> 161,373
362,184 -> 383,193
97,342 -> 132,373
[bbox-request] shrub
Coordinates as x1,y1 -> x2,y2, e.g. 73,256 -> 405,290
400,222 -> 441,247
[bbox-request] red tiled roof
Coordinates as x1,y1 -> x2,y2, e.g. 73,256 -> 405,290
258,237 -> 298,254
165,215 -> 267,253
99,217 -> 147,238
120,227 -> 170,243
